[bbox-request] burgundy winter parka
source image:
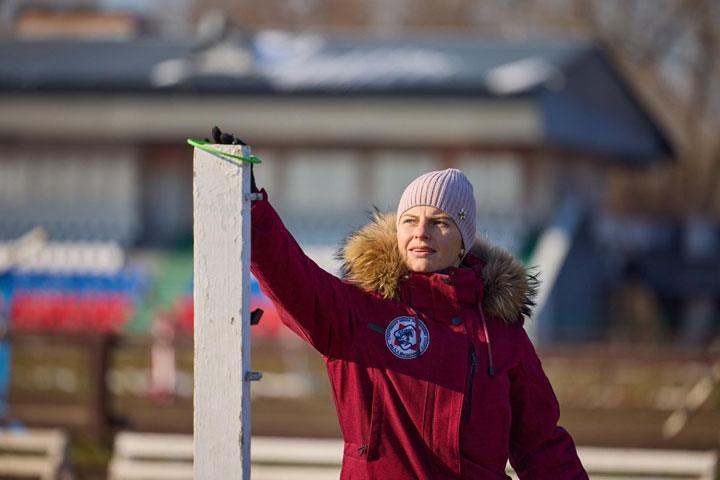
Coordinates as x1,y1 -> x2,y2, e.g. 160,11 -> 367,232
251,190 -> 587,479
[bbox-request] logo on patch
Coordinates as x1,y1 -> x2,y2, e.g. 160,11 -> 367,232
385,316 -> 430,359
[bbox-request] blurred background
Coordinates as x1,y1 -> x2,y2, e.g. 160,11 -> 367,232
0,0 -> 719,478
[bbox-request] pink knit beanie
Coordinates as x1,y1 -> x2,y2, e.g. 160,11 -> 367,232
396,168 -> 476,250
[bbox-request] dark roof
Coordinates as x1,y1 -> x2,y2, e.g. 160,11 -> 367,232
0,32 -> 672,162
0,38 -> 197,92
0,34 -> 589,94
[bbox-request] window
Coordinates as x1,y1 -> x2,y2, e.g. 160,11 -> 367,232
371,151 -> 439,212
283,151 -> 360,213
457,154 -> 523,213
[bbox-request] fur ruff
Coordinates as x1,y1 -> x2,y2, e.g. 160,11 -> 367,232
338,211 -> 538,324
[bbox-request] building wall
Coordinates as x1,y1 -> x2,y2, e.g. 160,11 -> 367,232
251,145 -> 538,253
0,144 -> 140,245
0,139 -> 552,252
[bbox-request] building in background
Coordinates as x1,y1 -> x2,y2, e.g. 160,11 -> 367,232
0,27 -> 679,344
2,3 -> 718,349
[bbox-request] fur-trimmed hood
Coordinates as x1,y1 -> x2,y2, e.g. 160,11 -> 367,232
338,211 -> 538,324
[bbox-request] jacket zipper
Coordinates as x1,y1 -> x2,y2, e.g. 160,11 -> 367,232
465,343 -> 477,424
358,444 -> 369,456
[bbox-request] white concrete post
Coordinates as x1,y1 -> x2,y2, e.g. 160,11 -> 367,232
193,143 -> 257,479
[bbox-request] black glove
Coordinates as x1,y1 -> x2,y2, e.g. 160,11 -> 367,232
209,126 -> 257,193
211,125 -> 246,145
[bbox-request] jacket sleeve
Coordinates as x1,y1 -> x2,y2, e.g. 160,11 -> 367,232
508,327 -> 588,479
250,190 -> 363,358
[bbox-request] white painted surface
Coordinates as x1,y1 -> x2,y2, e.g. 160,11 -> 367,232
113,432 -> 195,459
193,144 -> 253,479
525,226 -> 571,341
0,428 -> 67,456
0,428 -> 69,480
577,447 -> 717,479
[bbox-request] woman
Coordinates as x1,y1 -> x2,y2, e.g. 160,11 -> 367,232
244,142 -> 587,478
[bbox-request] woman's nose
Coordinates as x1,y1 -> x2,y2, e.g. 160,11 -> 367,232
413,221 -> 429,238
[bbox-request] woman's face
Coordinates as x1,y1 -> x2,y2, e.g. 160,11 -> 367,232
397,205 -> 463,273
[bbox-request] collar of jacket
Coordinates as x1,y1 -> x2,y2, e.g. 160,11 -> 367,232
337,211 -> 538,324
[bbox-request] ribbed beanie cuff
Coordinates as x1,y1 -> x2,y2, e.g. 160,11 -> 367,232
396,168 -> 476,250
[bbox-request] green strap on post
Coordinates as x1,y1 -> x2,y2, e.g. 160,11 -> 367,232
187,138 -> 262,164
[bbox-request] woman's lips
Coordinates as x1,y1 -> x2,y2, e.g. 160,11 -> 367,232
409,247 -> 435,258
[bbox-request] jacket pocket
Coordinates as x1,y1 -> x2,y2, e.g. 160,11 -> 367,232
365,373 -> 384,461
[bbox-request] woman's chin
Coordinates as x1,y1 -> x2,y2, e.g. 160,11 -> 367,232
407,259 -> 435,273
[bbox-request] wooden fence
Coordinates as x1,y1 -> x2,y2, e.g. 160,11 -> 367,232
6,334 -> 720,452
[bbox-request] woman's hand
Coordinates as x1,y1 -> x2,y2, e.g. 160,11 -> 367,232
210,125 -> 246,145
208,126 -> 257,192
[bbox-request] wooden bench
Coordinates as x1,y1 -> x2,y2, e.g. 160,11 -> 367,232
574,447 -> 717,480
0,428 -> 73,480
109,432 -> 718,480
108,432 -> 193,480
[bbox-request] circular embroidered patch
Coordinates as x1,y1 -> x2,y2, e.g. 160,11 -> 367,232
385,316 -> 430,359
